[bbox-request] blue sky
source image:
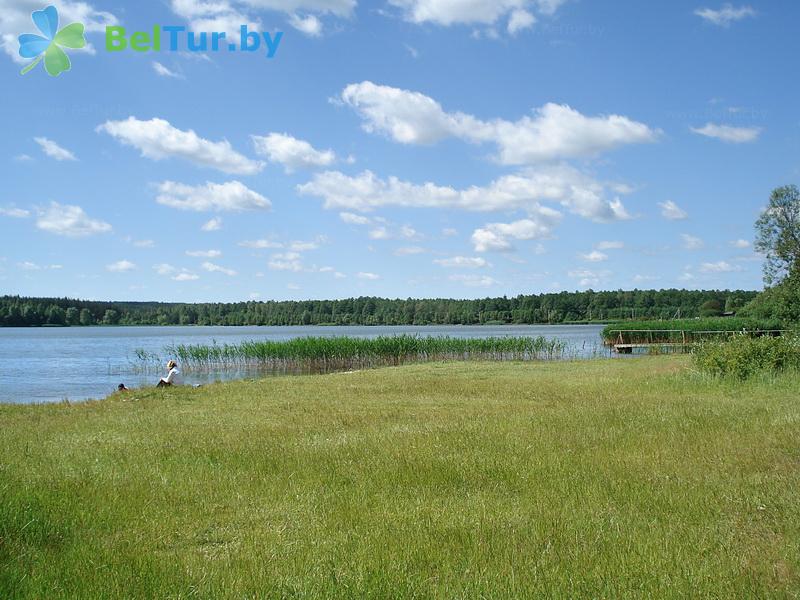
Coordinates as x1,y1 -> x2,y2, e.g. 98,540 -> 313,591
0,0 -> 797,302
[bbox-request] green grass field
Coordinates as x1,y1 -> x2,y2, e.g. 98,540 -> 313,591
1,357 -> 799,598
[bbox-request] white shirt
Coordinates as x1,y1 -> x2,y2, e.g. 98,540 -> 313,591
162,367 -> 182,385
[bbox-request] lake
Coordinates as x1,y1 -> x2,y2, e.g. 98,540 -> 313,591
0,324 -> 609,404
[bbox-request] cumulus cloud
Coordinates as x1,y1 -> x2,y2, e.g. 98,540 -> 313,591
690,123 -> 761,143
152,62 -> 183,78
434,256 -> 489,268
202,261 -> 237,276
36,202 -> 112,237
252,132 -> 336,171
730,239 -> 751,249
106,260 -> 137,272
186,249 -> 222,257
340,82 -> 659,164
695,4 -> 755,26
299,165 -> 630,223
156,180 -> 272,212
596,240 -> 623,250
449,274 -> 499,287
471,214 -> 560,252
1,0 -> 118,62
568,268 -> 611,288
357,271 -> 381,280
288,13 -> 322,35
169,0 -> 354,38
202,217 -> 223,231
268,251 -> 304,272
699,260 -> 743,273
34,137 -> 77,161
681,233 -> 704,250
98,117 -> 264,174
659,200 -> 688,220
580,250 -> 608,262
387,0 -> 565,33
0,207 -> 31,218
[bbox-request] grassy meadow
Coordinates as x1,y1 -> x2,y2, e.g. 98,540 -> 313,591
1,356 -> 799,598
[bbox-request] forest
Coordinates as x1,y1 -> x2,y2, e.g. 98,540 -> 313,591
0,289 -> 758,327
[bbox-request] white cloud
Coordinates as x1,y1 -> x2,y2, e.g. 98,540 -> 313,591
268,251 -> 304,271
17,261 -> 58,271
288,13 -> 322,35
186,249 -> 222,257
681,233 -> 704,250
471,214 -> 560,252
434,256 -> 489,268
387,0 -> 565,32
202,261 -> 237,276
395,246 -> 426,256
34,137 -> 77,161
169,0 -> 355,39
152,62 -> 183,78
568,268 -> 611,288
340,211 -> 372,225
106,260 -> 137,272
690,123 -> 761,143
730,239 -> 751,249
357,271 -> 380,280
202,217 -> 223,231
153,263 -> 176,276
0,207 -> 30,218
695,4 -> 755,26
580,250 -> 608,262
36,202 -> 112,237
156,180 -> 272,212
1,0 -> 118,62
442,227 -> 458,237
98,117 -> 264,174
449,274 -> 499,287
14,154 -> 33,162
173,272 -> 200,281
596,240 -> 623,250
633,274 -> 659,284
699,260 -> 742,273
132,239 -> 156,248
508,9 -> 535,34
299,165 -> 629,222
240,239 -> 284,249
252,133 -> 336,171
659,200 -> 688,220
340,82 -> 659,164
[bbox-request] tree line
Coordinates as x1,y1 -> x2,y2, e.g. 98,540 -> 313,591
0,289 -> 758,327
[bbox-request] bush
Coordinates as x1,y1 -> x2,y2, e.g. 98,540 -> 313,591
692,334 -> 800,379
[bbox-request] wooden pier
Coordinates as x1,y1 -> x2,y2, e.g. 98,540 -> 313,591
607,329 -> 789,354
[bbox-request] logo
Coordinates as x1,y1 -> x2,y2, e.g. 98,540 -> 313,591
105,26 -> 283,58
18,5 -> 86,77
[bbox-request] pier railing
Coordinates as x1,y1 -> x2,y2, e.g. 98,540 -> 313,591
606,329 -> 790,353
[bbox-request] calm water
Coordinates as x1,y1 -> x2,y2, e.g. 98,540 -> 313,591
0,324 -> 608,404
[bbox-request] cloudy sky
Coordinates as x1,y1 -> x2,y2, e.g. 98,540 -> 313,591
1,0 -> 796,302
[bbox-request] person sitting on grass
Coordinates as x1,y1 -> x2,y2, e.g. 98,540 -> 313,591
157,360 -> 182,387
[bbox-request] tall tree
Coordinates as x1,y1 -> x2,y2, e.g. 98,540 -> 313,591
755,185 -> 800,285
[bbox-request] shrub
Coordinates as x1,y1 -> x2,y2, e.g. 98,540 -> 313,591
692,334 -> 800,379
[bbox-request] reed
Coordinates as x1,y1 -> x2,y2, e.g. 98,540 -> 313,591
159,335 -> 566,372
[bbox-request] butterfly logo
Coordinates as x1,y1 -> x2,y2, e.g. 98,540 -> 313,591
18,5 -> 86,77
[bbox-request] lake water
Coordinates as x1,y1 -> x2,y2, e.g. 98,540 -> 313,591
0,324 -> 609,404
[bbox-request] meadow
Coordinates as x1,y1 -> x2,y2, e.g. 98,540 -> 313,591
1,356 -> 799,598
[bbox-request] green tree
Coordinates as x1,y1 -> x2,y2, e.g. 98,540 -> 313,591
65,306 -> 80,326
79,308 -> 94,326
755,185 -> 800,285
103,309 -> 120,325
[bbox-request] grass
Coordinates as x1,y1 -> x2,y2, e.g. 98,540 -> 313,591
602,317 -> 785,344
159,334 -> 567,372
1,357 -> 799,598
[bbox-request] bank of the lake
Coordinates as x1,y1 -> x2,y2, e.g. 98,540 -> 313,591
1,356 -> 798,598
0,324 -> 607,404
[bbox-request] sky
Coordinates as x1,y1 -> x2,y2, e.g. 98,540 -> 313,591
0,0 -> 797,302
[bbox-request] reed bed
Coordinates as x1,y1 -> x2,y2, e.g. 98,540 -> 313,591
161,335 -> 566,373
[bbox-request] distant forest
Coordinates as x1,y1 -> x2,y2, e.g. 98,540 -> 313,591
0,290 -> 758,327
